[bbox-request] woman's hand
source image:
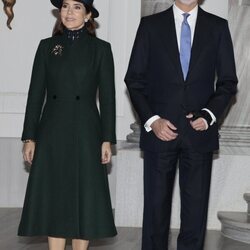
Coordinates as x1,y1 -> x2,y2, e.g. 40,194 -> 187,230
23,141 -> 36,165
101,142 -> 112,164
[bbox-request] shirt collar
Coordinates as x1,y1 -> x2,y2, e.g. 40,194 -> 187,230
173,3 -> 198,23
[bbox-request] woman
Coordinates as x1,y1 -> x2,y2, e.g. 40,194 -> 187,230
18,0 -> 117,249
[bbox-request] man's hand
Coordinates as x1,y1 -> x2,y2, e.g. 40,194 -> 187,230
151,118 -> 178,141
186,113 -> 208,131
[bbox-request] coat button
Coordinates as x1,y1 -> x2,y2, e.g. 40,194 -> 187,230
53,95 -> 57,99
76,96 -> 80,100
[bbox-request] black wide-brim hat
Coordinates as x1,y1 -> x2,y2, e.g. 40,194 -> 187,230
50,0 -> 99,18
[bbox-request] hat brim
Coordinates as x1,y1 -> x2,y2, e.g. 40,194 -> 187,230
89,6 -> 99,18
50,0 -> 99,18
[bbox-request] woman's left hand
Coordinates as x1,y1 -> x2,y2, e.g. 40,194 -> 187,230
101,142 -> 112,164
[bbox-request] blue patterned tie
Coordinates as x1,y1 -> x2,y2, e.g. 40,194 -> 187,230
180,13 -> 191,80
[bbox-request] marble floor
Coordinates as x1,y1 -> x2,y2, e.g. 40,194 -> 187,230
1,208 -> 250,250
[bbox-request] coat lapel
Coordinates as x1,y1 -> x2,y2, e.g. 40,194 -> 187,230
187,7 -> 208,80
160,7 -> 184,81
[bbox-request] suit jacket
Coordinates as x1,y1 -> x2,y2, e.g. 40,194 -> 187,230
125,6 -> 238,153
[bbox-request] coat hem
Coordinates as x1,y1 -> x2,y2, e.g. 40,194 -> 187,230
18,231 -> 117,240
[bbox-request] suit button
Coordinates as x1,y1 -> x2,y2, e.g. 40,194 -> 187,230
53,95 -> 57,99
76,96 -> 80,100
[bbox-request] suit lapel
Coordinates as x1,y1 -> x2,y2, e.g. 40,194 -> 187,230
187,7 -> 208,80
160,7 -> 184,81
159,6 -> 209,82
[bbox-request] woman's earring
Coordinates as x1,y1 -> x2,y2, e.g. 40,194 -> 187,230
84,18 -> 89,23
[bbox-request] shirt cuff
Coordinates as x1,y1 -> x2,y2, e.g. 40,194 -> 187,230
202,108 -> 216,126
144,115 -> 161,132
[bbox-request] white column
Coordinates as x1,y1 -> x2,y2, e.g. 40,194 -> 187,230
104,0 -> 142,140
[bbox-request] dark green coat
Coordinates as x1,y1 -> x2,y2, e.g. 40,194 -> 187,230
18,29 -> 117,239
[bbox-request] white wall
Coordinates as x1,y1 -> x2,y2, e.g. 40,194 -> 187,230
0,2 -> 54,137
201,0 -> 228,19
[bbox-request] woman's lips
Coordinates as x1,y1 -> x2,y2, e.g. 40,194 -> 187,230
65,18 -> 76,21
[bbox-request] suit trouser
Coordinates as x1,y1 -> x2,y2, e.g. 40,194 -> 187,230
141,142 -> 213,250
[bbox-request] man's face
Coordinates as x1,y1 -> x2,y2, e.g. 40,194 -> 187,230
177,0 -> 198,5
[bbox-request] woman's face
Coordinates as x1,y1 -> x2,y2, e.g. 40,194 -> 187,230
60,0 -> 91,30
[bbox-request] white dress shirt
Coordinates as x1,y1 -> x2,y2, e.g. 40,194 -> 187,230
144,3 -> 216,132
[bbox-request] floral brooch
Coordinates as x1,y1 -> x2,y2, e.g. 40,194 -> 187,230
51,44 -> 64,56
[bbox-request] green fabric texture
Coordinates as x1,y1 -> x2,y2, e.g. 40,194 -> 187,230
18,30 -> 117,239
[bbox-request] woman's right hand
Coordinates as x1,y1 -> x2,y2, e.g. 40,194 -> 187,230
23,141 -> 36,165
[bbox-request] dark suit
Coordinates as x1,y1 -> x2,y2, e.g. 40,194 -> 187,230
125,6 -> 237,250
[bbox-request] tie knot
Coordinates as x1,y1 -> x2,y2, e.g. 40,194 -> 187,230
182,13 -> 190,23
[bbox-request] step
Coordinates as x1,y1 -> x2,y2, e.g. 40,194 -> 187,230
217,211 -> 250,244
244,193 -> 250,214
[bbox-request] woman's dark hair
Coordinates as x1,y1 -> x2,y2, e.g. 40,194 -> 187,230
53,0 -> 97,36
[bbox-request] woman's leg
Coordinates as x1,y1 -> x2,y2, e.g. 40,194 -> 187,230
72,239 -> 89,250
48,237 -> 66,250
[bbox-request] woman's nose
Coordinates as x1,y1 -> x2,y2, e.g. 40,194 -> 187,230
67,7 -> 73,14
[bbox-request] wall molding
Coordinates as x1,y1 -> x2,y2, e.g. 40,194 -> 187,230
220,125 -> 250,147
218,126 -> 250,155
0,92 -> 27,114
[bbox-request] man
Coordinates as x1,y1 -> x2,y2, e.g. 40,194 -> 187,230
124,0 -> 238,250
